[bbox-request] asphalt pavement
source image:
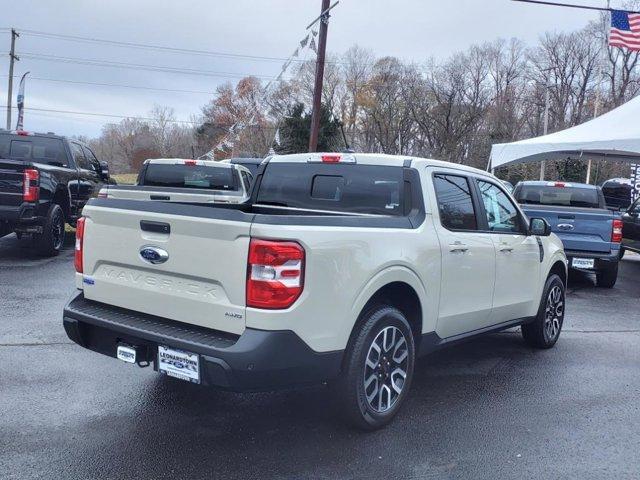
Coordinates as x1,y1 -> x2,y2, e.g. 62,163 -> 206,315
1,232 -> 639,479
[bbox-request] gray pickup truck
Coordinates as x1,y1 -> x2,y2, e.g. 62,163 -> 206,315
513,181 -> 622,287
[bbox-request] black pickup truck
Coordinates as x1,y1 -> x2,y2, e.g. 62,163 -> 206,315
0,130 -> 110,256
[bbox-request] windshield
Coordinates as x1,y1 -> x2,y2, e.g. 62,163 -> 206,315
0,134 -> 67,165
515,185 -> 601,208
142,163 -> 239,191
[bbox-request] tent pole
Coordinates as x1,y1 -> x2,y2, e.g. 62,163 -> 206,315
540,84 -> 550,180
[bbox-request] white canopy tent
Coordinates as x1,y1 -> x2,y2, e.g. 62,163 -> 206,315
490,95 -> 640,173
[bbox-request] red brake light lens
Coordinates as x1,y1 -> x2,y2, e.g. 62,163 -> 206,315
612,218 -> 623,243
554,182 -> 566,188
184,159 -> 197,166
23,169 -> 39,202
247,239 -> 305,309
321,154 -> 341,163
75,217 -> 86,273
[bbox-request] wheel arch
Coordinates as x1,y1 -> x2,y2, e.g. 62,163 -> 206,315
344,266 -> 432,354
548,257 -> 568,287
52,186 -> 71,221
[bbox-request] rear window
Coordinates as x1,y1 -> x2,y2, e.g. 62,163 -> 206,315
142,163 -> 239,191
256,163 -> 405,215
515,185 -> 601,208
0,134 -> 67,165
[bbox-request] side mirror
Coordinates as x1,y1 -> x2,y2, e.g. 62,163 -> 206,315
99,161 -> 110,181
529,217 -> 551,236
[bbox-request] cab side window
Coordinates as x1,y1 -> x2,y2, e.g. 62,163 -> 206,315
71,143 -> 91,170
82,146 -> 101,173
476,180 -> 523,233
240,171 -> 252,193
433,174 -> 478,231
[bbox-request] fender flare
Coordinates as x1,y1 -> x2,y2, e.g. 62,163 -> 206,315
340,265 -> 433,345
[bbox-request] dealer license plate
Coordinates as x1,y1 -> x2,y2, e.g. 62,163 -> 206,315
158,345 -> 200,384
117,345 -> 137,364
572,258 -> 595,269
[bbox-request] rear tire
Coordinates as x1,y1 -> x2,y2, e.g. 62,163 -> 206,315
33,204 -> 65,257
333,305 -> 415,430
596,264 -> 618,288
521,274 -> 565,349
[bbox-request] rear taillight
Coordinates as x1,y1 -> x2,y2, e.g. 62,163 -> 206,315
246,239 -> 305,309
23,169 -> 39,202
97,190 -> 108,198
75,217 -> 86,273
184,159 -> 197,166
612,218 -> 623,243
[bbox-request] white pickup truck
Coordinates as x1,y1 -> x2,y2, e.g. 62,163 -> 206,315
99,158 -> 254,204
63,153 -> 567,429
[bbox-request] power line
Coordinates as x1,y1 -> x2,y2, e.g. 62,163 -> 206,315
17,28 -> 311,64
2,105 -> 276,129
19,52 -> 280,80
1,75 -> 215,95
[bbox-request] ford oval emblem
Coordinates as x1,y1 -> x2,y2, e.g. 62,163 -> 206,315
139,245 -> 169,265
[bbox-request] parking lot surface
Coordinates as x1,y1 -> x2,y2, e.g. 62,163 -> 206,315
1,233 -> 639,479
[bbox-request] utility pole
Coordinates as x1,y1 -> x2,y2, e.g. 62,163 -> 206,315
308,0 -> 331,153
6,29 -> 19,130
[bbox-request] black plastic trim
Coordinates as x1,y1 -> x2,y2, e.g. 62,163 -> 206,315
87,197 -> 254,222
63,292 -> 343,391
140,220 -> 171,234
418,317 -> 535,357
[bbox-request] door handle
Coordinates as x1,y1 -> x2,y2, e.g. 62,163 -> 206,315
449,242 -> 469,253
499,245 -> 514,253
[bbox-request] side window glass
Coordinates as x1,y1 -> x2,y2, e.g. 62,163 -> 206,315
71,143 -> 89,170
477,180 -> 522,233
82,146 -> 101,172
241,171 -> 251,192
433,174 -> 478,231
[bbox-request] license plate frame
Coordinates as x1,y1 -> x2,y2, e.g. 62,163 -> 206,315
572,257 -> 595,269
158,345 -> 200,384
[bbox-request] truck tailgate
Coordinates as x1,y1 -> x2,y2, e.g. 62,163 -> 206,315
521,204 -> 613,253
80,200 -> 251,335
0,159 -> 26,208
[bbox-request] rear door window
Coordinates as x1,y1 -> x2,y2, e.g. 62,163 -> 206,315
433,174 -> 478,230
256,163 -> 404,215
143,163 -> 239,191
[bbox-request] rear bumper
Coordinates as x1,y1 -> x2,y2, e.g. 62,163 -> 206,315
564,249 -> 619,272
0,202 -> 41,226
62,292 -> 343,391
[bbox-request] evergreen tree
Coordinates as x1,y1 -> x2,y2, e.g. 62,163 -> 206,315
276,103 -> 343,154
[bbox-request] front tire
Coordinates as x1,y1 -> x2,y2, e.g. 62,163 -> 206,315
333,305 -> 415,430
596,264 -> 618,288
521,274 -> 565,349
33,204 -> 65,257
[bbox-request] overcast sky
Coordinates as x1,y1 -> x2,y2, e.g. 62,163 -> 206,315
0,0 -> 620,138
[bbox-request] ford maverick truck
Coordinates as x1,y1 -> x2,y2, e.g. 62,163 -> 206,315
63,153 -> 567,429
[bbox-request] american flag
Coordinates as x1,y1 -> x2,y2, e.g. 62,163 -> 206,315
610,10 -> 640,51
